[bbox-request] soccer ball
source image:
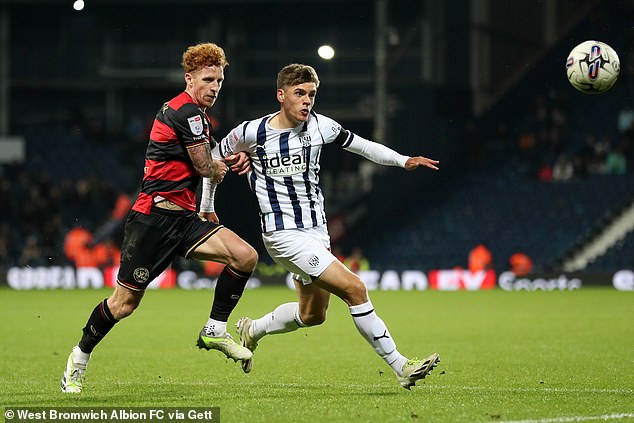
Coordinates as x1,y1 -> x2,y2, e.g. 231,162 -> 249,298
565,40 -> 620,94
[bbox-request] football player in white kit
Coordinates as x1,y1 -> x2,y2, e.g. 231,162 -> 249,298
201,64 -> 440,389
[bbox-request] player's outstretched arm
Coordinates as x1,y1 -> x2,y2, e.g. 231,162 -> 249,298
404,156 -> 440,171
341,130 -> 439,172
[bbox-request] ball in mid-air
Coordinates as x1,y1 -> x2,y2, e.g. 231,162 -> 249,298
565,40 -> 620,94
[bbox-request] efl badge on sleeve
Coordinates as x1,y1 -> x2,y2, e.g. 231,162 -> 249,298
187,115 -> 204,136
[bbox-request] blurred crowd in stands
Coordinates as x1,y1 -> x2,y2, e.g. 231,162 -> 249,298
470,86 -> 634,182
0,108 -> 147,275
519,90 -> 633,182
465,35 -> 634,184
0,159 -> 127,274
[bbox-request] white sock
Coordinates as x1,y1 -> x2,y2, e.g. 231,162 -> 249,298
72,345 -> 90,366
349,301 -> 406,374
251,302 -> 306,340
204,318 -> 227,336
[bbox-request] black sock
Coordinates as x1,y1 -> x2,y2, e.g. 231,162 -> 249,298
210,266 -> 251,321
78,298 -> 119,354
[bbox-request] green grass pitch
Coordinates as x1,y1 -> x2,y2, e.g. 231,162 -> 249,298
0,287 -> 632,423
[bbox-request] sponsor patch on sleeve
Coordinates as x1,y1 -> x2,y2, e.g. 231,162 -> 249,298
187,115 -> 204,136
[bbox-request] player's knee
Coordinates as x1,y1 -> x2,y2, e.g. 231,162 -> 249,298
113,303 -> 139,319
232,244 -> 258,273
245,246 -> 259,271
108,297 -> 141,320
345,277 -> 369,304
301,309 -> 327,326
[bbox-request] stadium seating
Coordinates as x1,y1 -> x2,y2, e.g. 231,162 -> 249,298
356,165 -> 634,273
585,228 -> 634,271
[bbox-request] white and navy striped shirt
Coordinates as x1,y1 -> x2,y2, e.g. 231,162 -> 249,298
216,111 -> 408,233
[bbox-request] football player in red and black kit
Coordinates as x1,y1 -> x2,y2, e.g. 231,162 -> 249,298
61,43 -> 257,393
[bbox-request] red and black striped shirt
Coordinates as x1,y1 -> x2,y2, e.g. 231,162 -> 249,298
132,91 -> 215,214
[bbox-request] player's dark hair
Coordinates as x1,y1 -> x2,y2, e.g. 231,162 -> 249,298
277,64 -> 320,89
181,43 -> 229,74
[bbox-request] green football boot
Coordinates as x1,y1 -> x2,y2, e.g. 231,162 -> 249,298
61,347 -> 88,393
196,329 -> 253,361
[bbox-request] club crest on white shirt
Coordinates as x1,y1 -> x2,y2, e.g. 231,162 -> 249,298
299,134 -> 312,147
187,115 -> 204,136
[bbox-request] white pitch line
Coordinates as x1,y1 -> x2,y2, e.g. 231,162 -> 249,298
449,386 -> 633,395
494,413 -> 634,423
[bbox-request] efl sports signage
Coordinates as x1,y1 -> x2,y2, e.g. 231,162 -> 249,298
3,266 -> 632,290
5,266 -> 176,290
6,266 -> 105,290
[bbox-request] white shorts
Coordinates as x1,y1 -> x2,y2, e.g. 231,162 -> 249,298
262,225 -> 337,285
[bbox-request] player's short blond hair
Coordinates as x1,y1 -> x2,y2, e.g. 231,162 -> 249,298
277,64 -> 320,89
181,43 -> 229,73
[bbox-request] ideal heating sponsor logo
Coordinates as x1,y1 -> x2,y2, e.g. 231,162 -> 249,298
263,153 -> 307,176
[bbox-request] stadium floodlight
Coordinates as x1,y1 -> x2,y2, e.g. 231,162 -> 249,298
317,45 -> 335,60
73,0 -> 85,11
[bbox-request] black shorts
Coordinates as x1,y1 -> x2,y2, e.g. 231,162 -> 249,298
117,207 -> 223,291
